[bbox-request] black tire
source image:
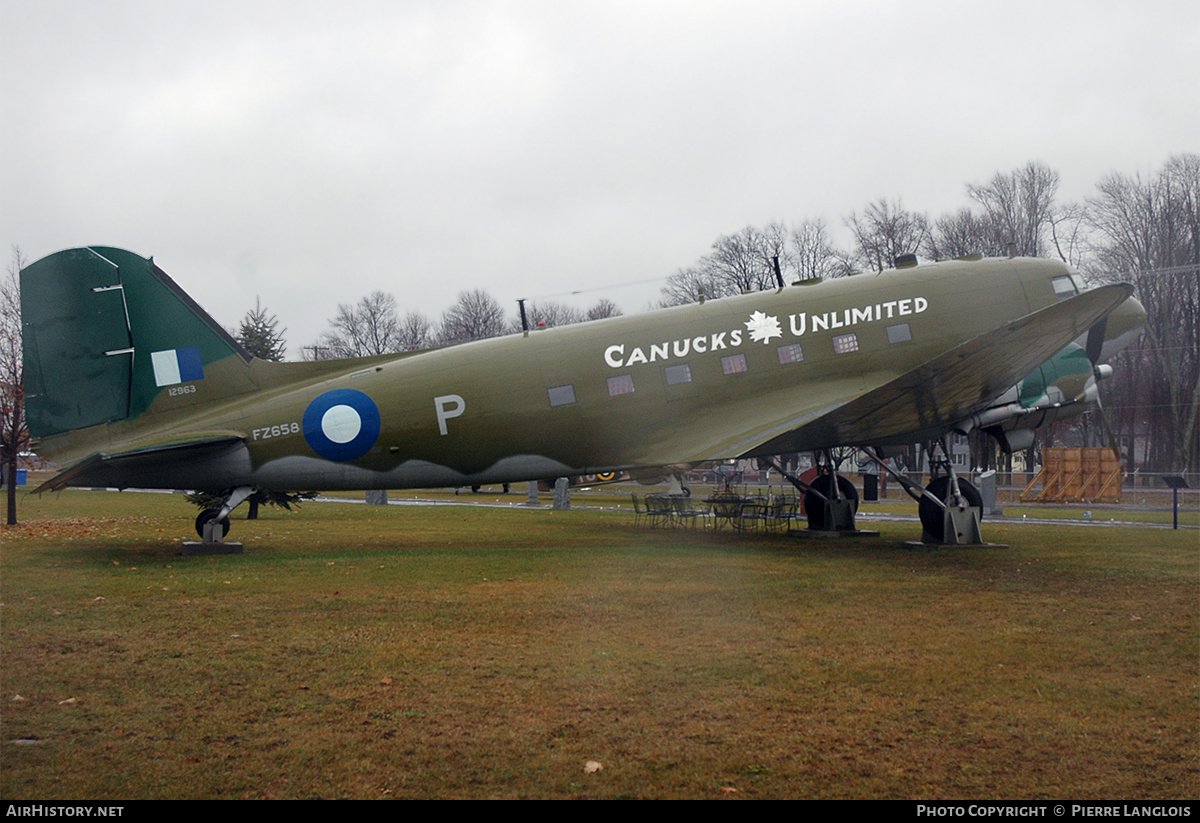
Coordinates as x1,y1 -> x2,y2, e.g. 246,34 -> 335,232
195,508 -> 231,539
918,477 -> 983,541
804,474 -> 859,529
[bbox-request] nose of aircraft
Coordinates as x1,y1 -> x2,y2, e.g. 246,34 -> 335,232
1102,295 -> 1146,357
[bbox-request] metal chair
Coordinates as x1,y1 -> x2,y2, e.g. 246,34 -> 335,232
765,495 -> 793,533
643,494 -> 675,529
707,495 -> 743,531
736,496 -> 769,532
672,495 -> 702,529
630,493 -> 647,527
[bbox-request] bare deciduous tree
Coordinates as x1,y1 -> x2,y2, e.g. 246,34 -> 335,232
397,311 -> 434,351
704,225 -> 779,294
438,289 -> 507,345
1087,154 -> 1200,472
585,298 -> 622,321
966,161 -> 1060,258
925,207 -> 995,260
845,198 -> 930,271
511,300 -> 585,333
788,218 -> 846,279
1048,202 -> 1089,266
659,221 -> 824,306
658,265 -> 728,307
313,291 -> 403,358
1,246 -> 28,525
508,296 -> 622,333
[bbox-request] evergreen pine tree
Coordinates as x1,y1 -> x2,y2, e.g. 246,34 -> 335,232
237,297 -> 287,361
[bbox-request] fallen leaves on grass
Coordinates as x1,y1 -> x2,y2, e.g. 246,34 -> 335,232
1,517 -> 157,541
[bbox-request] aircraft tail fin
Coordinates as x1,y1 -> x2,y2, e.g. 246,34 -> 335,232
21,247 -> 255,440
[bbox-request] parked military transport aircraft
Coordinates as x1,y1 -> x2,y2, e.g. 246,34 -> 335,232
21,247 -> 1144,542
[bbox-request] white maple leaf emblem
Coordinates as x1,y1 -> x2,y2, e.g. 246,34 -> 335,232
744,311 -> 782,344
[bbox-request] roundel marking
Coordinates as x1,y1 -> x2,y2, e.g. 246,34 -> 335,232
321,405 -> 362,444
303,389 -> 381,462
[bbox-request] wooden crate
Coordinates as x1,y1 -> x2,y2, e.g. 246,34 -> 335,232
1020,447 -> 1122,503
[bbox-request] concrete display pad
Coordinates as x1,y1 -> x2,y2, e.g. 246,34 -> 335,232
182,541 -> 244,555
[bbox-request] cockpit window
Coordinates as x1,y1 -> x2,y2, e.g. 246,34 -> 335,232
1052,276 -> 1077,299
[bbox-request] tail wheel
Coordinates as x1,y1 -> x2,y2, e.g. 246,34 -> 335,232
918,477 -> 983,541
195,508 -> 231,539
804,474 -> 858,529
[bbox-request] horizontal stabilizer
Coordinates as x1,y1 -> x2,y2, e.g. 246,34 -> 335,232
32,433 -> 247,493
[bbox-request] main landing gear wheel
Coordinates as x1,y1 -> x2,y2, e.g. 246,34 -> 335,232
195,508 -> 231,540
804,474 -> 859,530
918,477 -> 983,542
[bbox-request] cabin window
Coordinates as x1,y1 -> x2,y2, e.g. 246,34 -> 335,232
664,364 -> 692,385
777,343 -> 804,364
832,332 -> 859,354
721,354 -> 748,375
1052,276 -> 1077,299
607,374 -> 635,396
547,385 -> 576,407
886,323 -> 912,344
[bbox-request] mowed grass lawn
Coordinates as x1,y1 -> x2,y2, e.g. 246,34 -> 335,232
1,490 -> 1196,799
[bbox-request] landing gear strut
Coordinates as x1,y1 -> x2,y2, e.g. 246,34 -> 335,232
860,442 -> 995,546
768,450 -> 872,536
918,438 -> 984,545
803,471 -> 859,531
184,486 -> 254,554
195,508 -> 231,540
918,475 -> 983,544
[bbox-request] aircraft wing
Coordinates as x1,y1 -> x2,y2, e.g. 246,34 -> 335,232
713,283 -> 1134,460
32,433 -> 247,493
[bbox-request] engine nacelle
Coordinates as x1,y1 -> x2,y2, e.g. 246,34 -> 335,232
956,341 -> 1109,453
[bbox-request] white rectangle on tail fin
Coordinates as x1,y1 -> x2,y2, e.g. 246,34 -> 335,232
151,347 -> 205,387
152,350 -> 182,386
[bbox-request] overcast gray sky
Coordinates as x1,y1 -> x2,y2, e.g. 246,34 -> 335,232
2,0 -> 1196,354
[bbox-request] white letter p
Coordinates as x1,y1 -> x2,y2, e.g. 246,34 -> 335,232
434,394 -> 466,436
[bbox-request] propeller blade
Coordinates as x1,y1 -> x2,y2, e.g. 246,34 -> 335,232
1098,401 -> 1124,467
1085,316 -> 1108,364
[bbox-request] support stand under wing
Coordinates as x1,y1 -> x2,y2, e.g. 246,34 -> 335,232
937,504 -> 984,545
766,453 -> 878,539
182,486 -> 253,555
858,445 -> 1004,547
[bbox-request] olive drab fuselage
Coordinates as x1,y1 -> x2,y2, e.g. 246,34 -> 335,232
21,248 -> 1143,494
